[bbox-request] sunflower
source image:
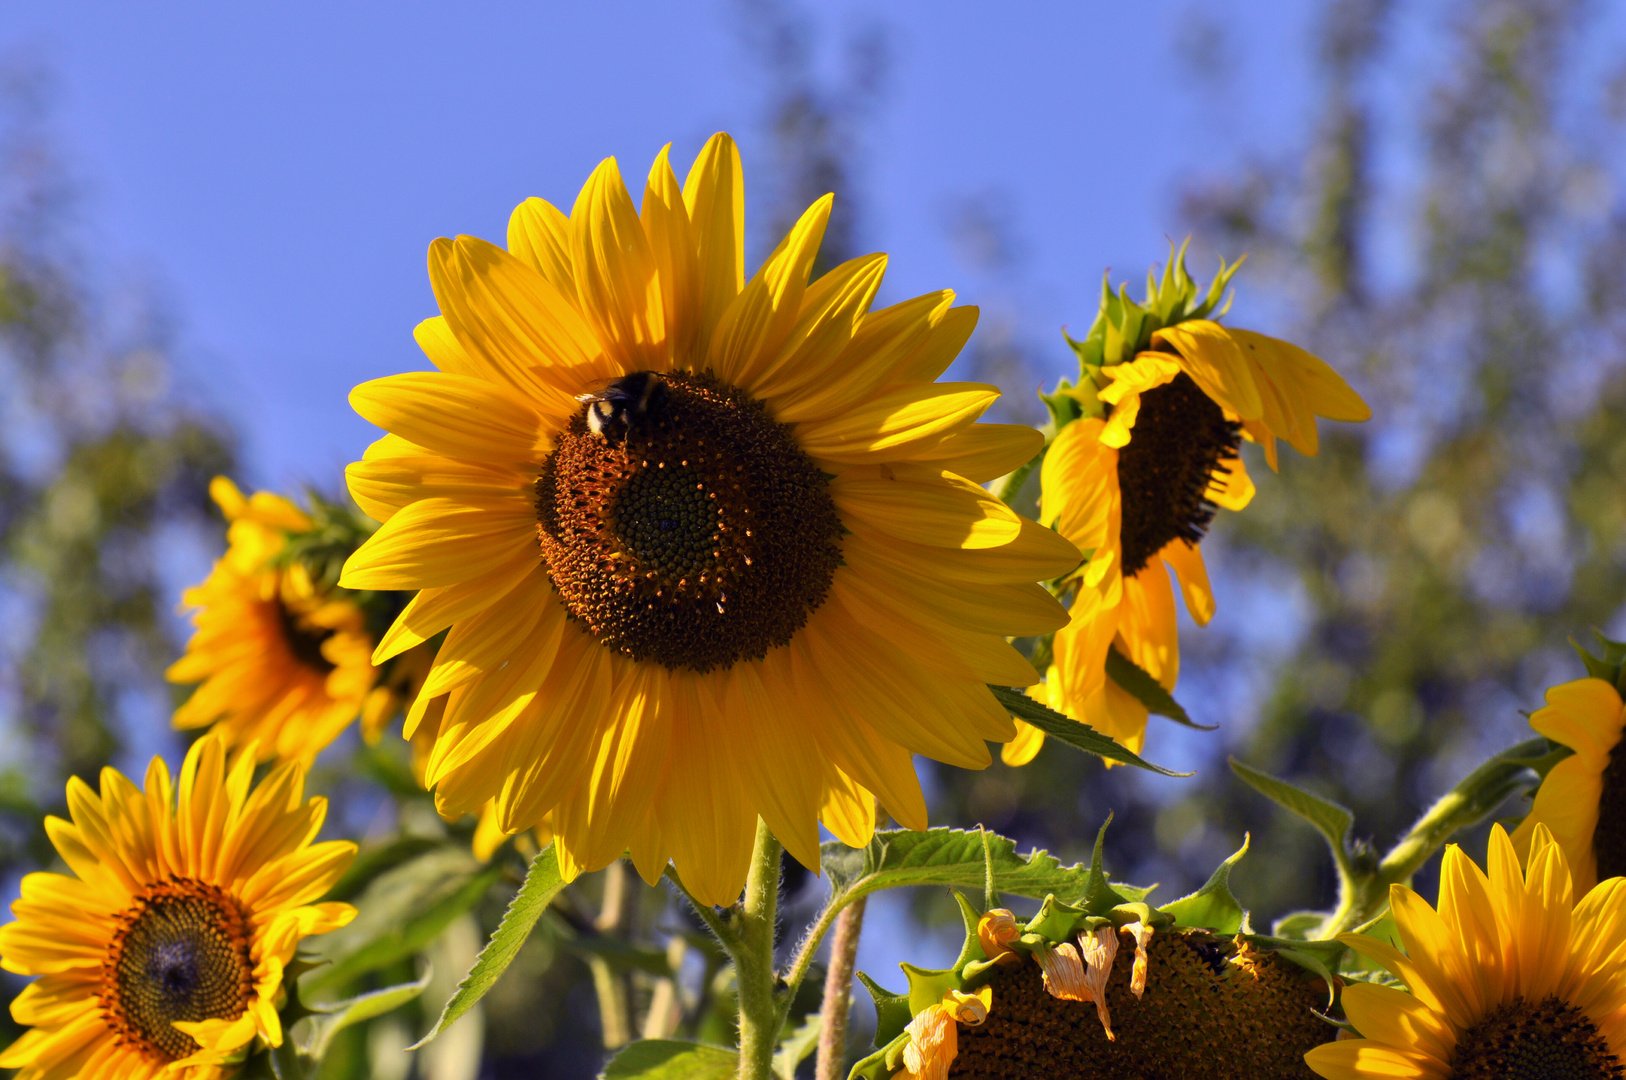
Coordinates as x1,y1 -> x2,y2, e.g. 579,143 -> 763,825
337,132 -> 1077,905
1305,823 -> 1626,1079
1003,250 -> 1369,765
868,907 -> 1332,1080
168,478 -> 416,765
0,736 -> 356,1080
1511,670 -> 1626,895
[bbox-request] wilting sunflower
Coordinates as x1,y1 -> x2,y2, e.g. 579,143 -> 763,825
0,736 -> 355,1080
168,478 -> 417,764
1306,823 -> 1626,1079
1511,669 -> 1626,895
864,905 -> 1332,1080
338,133 -> 1076,905
1004,250 -> 1369,764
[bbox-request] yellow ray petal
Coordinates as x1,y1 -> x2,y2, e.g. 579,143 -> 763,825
507,196 -> 577,296
1151,320 -> 1263,421
681,133 -> 745,358
710,194 -> 830,386
641,144 -> 700,368
345,454 -> 527,524
349,372 -> 550,464
908,423 -> 1042,484
571,157 -> 666,373
832,465 -> 1022,550
797,382 -> 998,461
339,496 -> 537,592
746,252 -> 887,400
844,514 -> 1079,585
1158,539 -> 1215,626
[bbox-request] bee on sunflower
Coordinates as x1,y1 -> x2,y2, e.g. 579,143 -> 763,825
1004,245 -> 1370,765
1306,822 -> 1626,1079
167,478 -> 430,765
337,132 -> 1080,906
0,736 -> 355,1080
1509,635 -> 1626,895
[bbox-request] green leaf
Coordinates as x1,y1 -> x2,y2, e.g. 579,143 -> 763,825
856,972 -> 912,1048
772,1013 -> 822,1080
305,847 -> 501,994
1104,647 -> 1215,730
1229,758 -> 1352,872
601,1039 -> 738,1080
410,845 -> 565,1049
1270,911 -> 1328,940
820,827 -> 1092,905
1159,835 -> 1249,935
989,685 -> 1190,776
298,969 -> 432,1062
1080,814 -> 1129,915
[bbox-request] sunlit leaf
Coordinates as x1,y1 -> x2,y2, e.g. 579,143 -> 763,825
298,969 -> 432,1061
1159,835 -> 1249,935
989,686 -> 1189,775
601,1039 -> 738,1080
410,845 -> 564,1049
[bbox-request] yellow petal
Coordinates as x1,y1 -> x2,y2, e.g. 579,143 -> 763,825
1158,539 -> 1215,626
681,133 -> 745,358
507,196 -> 577,296
349,373 -> 548,466
832,465 -> 1022,550
641,144 -> 700,368
1001,720 -> 1045,766
345,454 -> 527,524
797,382 -> 997,461
339,496 -> 538,591
710,194 -> 830,386
746,252 -> 887,400
570,156 -> 666,372
1207,452 -> 1255,511
909,423 -> 1042,484
1151,320 -> 1263,421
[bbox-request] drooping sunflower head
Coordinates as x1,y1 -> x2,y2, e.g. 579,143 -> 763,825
338,133 -> 1080,905
854,889 -> 1334,1080
1003,244 -> 1370,767
0,736 -> 356,1080
1307,823 -> 1626,1080
1511,635 -> 1626,895
168,478 -> 424,765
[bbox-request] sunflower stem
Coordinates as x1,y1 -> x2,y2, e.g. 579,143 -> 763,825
733,818 -> 785,1080
815,896 -> 866,1080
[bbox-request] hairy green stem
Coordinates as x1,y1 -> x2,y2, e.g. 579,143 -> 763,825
815,897 -> 866,1080
734,818 -> 784,1080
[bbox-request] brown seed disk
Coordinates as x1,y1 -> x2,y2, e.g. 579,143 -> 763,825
276,599 -> 336,675
536,371 -> 843,673
949,931 -> 1332,1080
1114,368 -> 1242,576
1450,995 -> 1623,1080
99,877 -> 255,1063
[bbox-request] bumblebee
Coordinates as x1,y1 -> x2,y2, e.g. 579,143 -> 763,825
576,372 -> 668,442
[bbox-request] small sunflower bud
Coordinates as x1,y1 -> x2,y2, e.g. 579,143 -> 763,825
943,987 -> 993,1027
1037,941 -> 1089,1002
977,908 -> 1021,963
1080,926 -> 1120,1041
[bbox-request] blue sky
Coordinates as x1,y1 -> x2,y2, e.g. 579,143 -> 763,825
0,1 -> 1321,490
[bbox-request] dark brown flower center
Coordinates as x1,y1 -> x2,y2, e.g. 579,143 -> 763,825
536,371 -> 842,673
1114,368 -> 1242,576
1449,996 -> 1621,1079
1597,735 -> 1626,882
277,600 -> 336,675
947,932 -> 1330,1079
100,878 -> 255,1062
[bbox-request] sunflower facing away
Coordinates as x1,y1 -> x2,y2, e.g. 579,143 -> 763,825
0,736 -> 356,1080
1511,663 -> 1626,896
168,478 -> 416,765
337,132 -> 1078,905
1004,250 -> 1369,764
1305,823 -> 1626,1079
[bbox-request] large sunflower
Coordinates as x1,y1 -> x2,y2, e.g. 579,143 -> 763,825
1004,252 -> 1369,764
337,133 -> 1077,905
1305,823 -> 1626,1079
1511,670 -> 1626,895
0,736 -> 356,1080
168,478 -> 415,764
